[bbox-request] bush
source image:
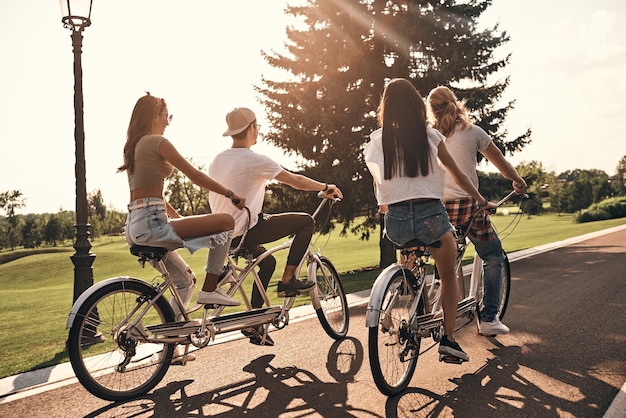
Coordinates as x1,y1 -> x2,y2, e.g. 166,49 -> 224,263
575,196 -> 626,223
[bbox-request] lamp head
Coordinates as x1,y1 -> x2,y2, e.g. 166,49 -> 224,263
59,0 -> 93,31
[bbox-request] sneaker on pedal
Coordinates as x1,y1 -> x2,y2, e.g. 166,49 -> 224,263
478,318 -> 510,335
197,288 -> 240,306
438,335 -> 469,362
277,278 -> 315,297
241,326 -> 275,346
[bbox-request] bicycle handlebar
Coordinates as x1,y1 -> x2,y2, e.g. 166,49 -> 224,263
485,190 -> 528,214
494,190 -> 528,208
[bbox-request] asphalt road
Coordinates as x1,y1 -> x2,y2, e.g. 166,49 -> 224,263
1,227 -> 625,417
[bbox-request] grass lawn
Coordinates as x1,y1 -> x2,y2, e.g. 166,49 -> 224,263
1,211 -> 625,379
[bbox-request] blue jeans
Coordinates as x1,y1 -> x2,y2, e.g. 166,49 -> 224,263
471,235 -> 504,322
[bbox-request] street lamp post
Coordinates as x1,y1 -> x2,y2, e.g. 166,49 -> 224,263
59,0 -> 96,305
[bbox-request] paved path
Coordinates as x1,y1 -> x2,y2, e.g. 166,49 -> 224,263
1,225 -> 625,417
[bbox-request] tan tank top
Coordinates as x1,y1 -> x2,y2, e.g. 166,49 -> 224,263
127,135 -> 174,191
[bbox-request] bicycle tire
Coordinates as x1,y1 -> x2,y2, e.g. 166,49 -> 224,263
368,270 -> 420,396
67,280 -> 175,401
476,250 -> 511,320
313,256 -> 349,339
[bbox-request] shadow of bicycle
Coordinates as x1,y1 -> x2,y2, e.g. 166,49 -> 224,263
385,341 -> 616,418
84,337 -> 382,418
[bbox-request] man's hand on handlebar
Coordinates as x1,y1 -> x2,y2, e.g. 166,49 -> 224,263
322,184 -> 343,200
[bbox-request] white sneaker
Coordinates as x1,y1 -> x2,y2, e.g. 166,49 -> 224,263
197,288 -> 240,306
478,318 -> 510,335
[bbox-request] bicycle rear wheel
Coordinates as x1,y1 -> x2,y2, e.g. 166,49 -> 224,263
368,270 -> 420,396
313,256 -> 349,339
67,280 -> 175,401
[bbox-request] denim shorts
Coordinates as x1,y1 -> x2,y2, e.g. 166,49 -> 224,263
384,200 -> 453,247
125,201 -> 185,251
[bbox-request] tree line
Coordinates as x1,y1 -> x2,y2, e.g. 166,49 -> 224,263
1,157 -> 625,251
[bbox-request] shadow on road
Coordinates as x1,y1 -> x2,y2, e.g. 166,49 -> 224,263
83,337 -> 382,417
386,336 -> 618,417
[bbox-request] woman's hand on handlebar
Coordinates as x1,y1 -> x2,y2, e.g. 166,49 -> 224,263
322,184 -> 343,200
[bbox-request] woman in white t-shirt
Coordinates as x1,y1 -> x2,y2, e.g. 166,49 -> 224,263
364,78 -> 496,362
427,85 -> 526,336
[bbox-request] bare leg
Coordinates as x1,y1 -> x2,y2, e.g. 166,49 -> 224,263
170,213 -> 234,239
428,231 -> 460,342
202,273 -> 220,292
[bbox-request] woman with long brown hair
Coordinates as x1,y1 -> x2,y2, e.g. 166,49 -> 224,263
364,78 -> 497,362
119,93 -> 245,313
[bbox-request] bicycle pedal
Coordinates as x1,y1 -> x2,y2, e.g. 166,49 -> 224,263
439,354 -> 466,364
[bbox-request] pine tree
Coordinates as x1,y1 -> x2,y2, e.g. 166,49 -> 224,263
256,0 -> 531,237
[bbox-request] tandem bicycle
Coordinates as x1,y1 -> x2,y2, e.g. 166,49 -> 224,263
366,190 -> 527,396
66,194 -> 348,401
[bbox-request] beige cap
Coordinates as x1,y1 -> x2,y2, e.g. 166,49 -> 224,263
222,107 -> 256,136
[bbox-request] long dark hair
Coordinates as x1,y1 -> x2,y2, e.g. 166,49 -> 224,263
377,78 -> 432,180
117,93 -> 166,174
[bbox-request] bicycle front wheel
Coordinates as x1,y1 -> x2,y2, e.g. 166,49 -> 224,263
67,280 -> 175,401
368,270 -> 420,396
313,256 -> 349,339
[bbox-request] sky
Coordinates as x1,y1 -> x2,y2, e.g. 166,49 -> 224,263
1,0 -> 625,215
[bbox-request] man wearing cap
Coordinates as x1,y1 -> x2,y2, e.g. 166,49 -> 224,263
208,107 -> 343,345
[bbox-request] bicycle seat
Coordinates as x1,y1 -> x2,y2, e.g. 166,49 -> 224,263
397,239 -> 441,249
130,245 -> 168,261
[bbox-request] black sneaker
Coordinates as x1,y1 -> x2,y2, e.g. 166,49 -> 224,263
241,326 -> 275,346
438,335 -> 469,361
277,278 -> 315,297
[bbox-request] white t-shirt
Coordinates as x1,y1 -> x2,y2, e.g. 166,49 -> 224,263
364,127 -> 446,205
443,124 -> 492,200
208,148 -> 283,236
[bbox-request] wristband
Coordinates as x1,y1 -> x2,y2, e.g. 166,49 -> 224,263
225,190 -> 234,199
322,183 -> 329,192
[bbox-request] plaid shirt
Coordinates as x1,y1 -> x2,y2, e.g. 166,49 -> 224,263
444,198 -> 496,242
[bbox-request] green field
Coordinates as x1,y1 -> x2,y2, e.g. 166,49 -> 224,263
1,211 -> 625,379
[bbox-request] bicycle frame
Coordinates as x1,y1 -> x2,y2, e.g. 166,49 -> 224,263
198,196 -> 339,316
